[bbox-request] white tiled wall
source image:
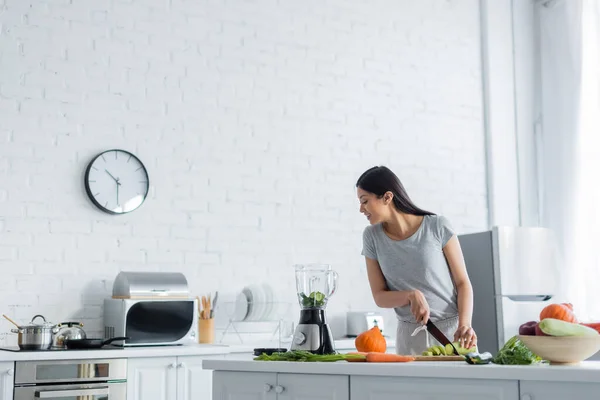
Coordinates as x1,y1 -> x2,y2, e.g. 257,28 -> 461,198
0,0 -> 487,345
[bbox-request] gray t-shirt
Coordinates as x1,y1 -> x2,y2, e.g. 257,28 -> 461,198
361,215 -> 459,323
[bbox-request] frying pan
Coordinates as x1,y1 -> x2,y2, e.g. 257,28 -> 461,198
65,336 -> 128,350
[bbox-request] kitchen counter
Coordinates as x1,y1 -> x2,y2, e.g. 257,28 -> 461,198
203,354 -> 600,383
0,343 -> 232,361
0,337 -> 394,362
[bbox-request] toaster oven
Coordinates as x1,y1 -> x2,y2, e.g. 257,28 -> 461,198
346,311 -> 385,337
103,272 -> 198,346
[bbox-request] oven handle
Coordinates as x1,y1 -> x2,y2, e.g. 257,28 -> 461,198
35,386 -> 109,398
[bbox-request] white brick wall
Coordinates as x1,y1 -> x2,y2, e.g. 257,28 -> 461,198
0,0 -> 487,345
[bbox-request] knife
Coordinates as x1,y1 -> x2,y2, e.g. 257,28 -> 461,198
426,320 -> 461,356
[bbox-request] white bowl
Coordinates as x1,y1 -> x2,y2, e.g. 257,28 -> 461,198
518,335 -> 600,365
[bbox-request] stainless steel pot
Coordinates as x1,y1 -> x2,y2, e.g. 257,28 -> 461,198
52,322 -> 86,349
11,314 -> 55,350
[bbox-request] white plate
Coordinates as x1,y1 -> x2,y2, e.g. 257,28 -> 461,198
234,291 -> 249,322
262,283 -> 274,320
242,287 -> 254,321
249,284 -> 266,321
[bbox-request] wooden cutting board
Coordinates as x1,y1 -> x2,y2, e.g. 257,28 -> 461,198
413,355 -> 465,361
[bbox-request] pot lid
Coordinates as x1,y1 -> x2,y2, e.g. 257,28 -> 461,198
22,314 -> 54,328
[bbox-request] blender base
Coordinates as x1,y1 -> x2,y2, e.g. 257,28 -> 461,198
290,310 -> 336,354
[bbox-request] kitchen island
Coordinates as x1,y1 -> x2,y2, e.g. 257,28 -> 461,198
203,354 -> 600,400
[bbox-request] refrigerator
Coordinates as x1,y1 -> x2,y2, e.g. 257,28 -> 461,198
459,226 -> 565,354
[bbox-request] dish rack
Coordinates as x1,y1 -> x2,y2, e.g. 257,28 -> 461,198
214,300 -> 294,345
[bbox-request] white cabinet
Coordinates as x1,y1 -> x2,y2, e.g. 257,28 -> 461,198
0,362 -> 13,400
178,355 -> 222,400
127,357 -> 177,400
277,373 -> 348,400
351,376 -> 518,400
213,371 -> 276,400
520,381 -> 600,400
213,371 -> 349,400
128,355 -> 222,400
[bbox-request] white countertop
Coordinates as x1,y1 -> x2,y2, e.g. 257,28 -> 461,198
0,338 -> 392,362
0,344 -> 233,362
203,354 -> 600,383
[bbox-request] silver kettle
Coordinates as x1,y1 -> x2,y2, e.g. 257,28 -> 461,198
52,322 -> 86,349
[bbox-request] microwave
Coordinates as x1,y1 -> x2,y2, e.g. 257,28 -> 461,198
103,298 -> 198,346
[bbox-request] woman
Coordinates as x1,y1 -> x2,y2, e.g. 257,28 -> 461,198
356,166 -> 477,355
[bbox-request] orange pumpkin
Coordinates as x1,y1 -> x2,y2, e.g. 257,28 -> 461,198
540,303 -> 578,323
355,326 -> 387,353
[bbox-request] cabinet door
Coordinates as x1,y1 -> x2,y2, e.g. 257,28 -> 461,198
351,376 -> 518,400
213,371 -> 277,400
277,374 -> 349,400
127,357 -> 177,400
177,355 -> 225,400
0,362 -> 14,400
520,381 -> 600,400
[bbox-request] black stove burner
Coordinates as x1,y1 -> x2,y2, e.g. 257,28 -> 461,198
0,345 -> 124,352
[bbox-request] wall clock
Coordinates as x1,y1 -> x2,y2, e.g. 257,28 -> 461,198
84,149 -> 149,214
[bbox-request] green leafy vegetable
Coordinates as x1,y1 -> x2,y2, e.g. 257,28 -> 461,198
492,336 -> 543,365
299,291 -> 326,308
254,350 -> 364,362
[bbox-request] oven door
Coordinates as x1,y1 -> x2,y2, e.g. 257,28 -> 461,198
15,359 -> 126,385
14,382 -> 126,400
124,300 -> 195,344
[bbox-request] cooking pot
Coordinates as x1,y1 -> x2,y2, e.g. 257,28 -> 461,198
52,322 -> 86,349
11,314 -> 55,350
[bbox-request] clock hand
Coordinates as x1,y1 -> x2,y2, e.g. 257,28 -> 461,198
105,169 -> 119,183
116,180 -> 119,206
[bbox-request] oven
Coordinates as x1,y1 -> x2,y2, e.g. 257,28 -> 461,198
13,358 -> 126,400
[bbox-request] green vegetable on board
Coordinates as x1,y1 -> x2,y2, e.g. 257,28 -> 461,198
422,343 -> 475,357
254,350 -> 364,362
492,336 -> 542,365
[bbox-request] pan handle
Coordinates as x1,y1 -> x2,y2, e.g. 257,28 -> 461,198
102,337 -> 129,346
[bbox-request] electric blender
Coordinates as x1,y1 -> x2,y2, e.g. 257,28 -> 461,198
290,264 -> 339,354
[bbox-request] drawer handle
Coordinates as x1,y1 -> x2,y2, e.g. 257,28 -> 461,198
264,384 -> 273,392
177,362 -> 184,368
6,369 -> 13,376
275,385 -> 284,394
169,362 -> 176,369
35,387 -> 109,398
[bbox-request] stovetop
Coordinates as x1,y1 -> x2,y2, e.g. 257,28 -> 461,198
0,345 -> 124,352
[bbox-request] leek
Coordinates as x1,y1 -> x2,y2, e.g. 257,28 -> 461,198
538,318 -> 600,337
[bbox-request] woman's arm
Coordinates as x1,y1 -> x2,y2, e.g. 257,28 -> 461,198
443,235 -> 476,347
364,257 -> 429,322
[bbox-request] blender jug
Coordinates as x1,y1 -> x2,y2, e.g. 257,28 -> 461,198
295,264 -> 338,309
291,264 -> 339,354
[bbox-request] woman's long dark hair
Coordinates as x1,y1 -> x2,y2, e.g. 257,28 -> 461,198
356,166 -> 435,216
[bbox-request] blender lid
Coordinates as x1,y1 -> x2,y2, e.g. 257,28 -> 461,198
294,263 -> 332,270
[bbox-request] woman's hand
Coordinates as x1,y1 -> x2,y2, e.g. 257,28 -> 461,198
408,290 -> 430,324
454,325 -> 477,349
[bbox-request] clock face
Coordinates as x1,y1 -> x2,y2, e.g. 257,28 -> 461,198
84,150 -> 149,214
